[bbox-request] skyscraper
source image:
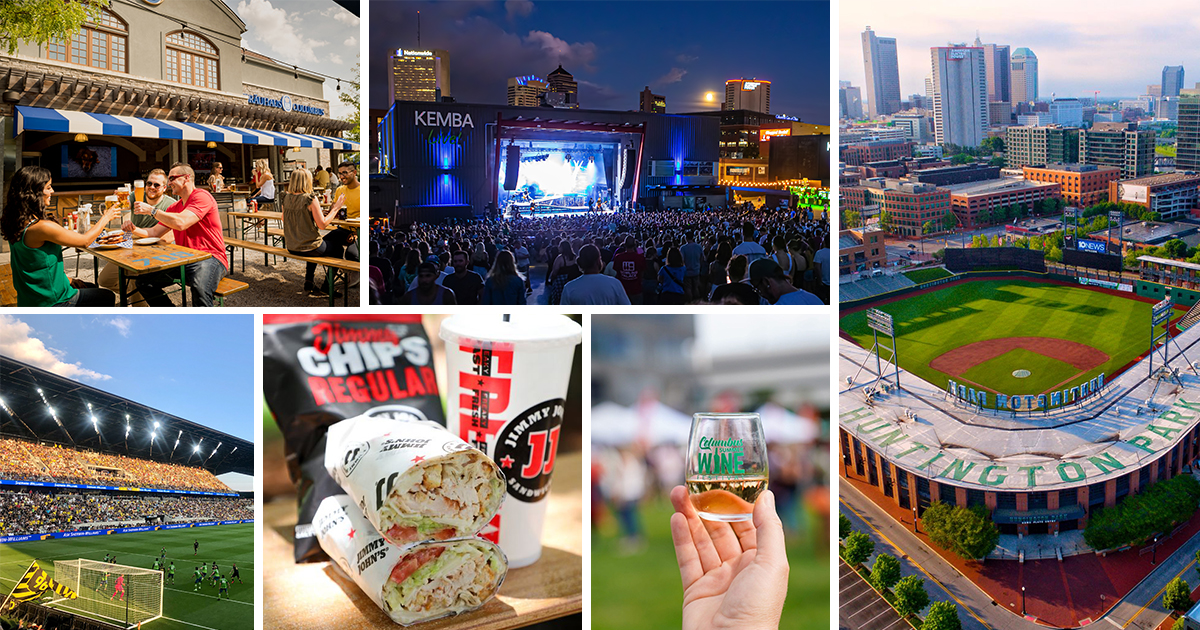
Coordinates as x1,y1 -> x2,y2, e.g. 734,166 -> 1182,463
639,86 -> 666,113
973,34 -> 1011,104
930,46 -> 988,147
1010,48 -> 1038,104
546,65 -> 578,108
839,82 -> 863,119
1163,65 -> 1186,97
1177,89 -> 1200,172
1080,122 -> 1156,179
389,48 -> 451,102
862,27 -> 901,118
724,79 -> 771,113
507,75 -> 547,107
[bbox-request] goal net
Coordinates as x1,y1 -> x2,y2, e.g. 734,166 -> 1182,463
51,559 -> 163,628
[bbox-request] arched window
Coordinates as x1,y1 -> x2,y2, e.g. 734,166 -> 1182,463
165,30 -> 220,90
47,7 -> 127,73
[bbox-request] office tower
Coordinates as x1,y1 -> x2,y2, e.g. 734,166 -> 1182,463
1163,65 -> 1186,97
1005,125 -> 1080,167
862,26 -> 901,118
639,86 -> 666,113
725,78 -> 771,113
507,75 -> 548,107
1148,85 -> 1163,98
840,84 -> 863,119
1080,122 -> 1156,178
1177,89 -> 1200,171
973,34 -> 1011,104
892,112 -> 930,142
930,46 -> 988,147
989,101 -> 1012,126
389,48 -> 451,102
1010,48 -> 1038,104
1050,98 -> 1083,127
546,65 -> 579,108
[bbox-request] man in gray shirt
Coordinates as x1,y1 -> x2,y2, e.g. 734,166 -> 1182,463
680,231 -> 704,302
97,169 -> 175,304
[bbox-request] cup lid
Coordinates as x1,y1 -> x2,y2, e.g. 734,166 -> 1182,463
440,314 -> 582,349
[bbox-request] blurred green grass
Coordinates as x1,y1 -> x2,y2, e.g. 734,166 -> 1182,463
591,495 -> 829,629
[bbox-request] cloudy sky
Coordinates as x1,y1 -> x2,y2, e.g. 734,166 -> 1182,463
840,0 -> 1199,101
0,315 -> 254,442
222,0 -> 360,119
369,0 -> 830,124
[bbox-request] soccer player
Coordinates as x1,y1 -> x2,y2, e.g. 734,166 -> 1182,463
111,575 -> 125,602
230,563 -> 242,585
99,572 -> 108,592
160,547 -> 166,560
194,540 -> 199,555
167,562 -> 176,585
200,563 -> 208,583
193,567 -> 202,592
218,575 -> 229,600
152,558 -> 161,572
102,553 -> 111,564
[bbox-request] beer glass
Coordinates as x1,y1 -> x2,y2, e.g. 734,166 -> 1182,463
116,186 -> 130,209
134,180 -> 144,204
685,413 -> 768,522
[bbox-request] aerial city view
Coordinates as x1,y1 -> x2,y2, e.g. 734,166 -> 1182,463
367,1 -> 832,306
837,1 -> 1200,629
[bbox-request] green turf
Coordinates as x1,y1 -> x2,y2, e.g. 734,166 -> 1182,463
960,348 -> 1080,395
841,279 -> 1172,403
590,495 -> 829,630
901,268 -> 954,285
0,524 -> 253,630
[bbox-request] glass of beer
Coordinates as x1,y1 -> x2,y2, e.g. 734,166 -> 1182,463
685,413 -> 768,522
116,186 -> 130,209
134,180 -> 144,204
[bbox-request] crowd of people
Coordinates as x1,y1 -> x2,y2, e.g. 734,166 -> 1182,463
0,490 -> 252,535
0,438 -> 232,492
367,204 -> 830,305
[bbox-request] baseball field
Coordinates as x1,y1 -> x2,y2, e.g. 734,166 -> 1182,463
0,524 -> 253,630
841,278 -> 1182,404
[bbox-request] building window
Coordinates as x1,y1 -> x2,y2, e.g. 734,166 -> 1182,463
165,30 -> 219,90
47,7 -> 126,72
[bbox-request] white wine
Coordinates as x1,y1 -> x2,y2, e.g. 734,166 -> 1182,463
686,475 -> 768,522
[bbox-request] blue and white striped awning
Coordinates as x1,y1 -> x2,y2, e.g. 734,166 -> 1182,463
16,106 -> 358,151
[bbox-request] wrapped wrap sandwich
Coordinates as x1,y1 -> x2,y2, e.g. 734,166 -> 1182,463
325,413 -> 505,545
315,494 -> 508,625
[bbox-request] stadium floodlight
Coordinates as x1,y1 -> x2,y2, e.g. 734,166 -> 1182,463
193,444 -> 201,452
153,421 -> 160,430
230,447 -> 237,455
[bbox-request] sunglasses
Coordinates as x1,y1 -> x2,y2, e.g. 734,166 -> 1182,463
146,182 -> 165,188
168,174 -> 189,182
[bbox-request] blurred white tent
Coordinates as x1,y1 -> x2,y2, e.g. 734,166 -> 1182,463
590,400 -> 692,446
590,401 -> 638,445
756,402 -> 819,444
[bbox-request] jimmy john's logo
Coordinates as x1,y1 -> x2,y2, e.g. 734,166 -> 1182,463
493,398 -> 565,503
342,441 -> 370,477
442,441 -> 474,454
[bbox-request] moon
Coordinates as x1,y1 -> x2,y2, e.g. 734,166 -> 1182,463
705,92 -> 715,102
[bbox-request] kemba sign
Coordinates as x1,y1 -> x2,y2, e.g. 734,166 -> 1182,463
414,111 -> 475,128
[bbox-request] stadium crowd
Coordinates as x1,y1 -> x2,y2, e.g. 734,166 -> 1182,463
368,205 -> 830,305
0,491 -> 252,535
0,439 -> 231,492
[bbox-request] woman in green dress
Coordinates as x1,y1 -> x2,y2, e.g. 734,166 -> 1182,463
2,166 -> 120,306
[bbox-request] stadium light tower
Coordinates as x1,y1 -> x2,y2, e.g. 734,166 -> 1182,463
171,430 -> 182,457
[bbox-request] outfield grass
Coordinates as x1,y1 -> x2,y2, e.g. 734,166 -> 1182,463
0,524 -> 253,630
902,268 -> 954,285
591,495 -> 829,630
841,279 -> 1168,400
960,348 -> 1078,394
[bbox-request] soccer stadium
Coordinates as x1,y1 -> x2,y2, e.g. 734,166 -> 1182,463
839,266 -> 1200,538
0,356 -> 253,630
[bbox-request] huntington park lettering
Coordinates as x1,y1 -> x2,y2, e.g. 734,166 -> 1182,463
696,437 -> 745,475
947,374 -> 1104,411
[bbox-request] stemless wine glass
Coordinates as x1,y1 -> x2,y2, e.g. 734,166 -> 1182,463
685,412 -> 769,522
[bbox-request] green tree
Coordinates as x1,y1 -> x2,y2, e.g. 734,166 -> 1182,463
920,502 -> 1000,560
338,61 -> 361,162
932,248 -> 946,261
839,513 -> 852,540
870,553 -> 902,592
988,155 -> 1007,167
990,234 -> 1001,247
0,0 -> 103,55
923,221 -> 937,235
841,531 -> 874,567
843,209 -> 862,229
1047,246 -> 1063,262
879,210 -> 893,234
942,209 -> 958,231
1162,239 -> 1189,259
893,575 -> 929,617
1163,577 -> 1193,611
923,601 -> 963,630
1173,617 -> 1187,630
981,136 -> 1006,154
951,153 -> 974,165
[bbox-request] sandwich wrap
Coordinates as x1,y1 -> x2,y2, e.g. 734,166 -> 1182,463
315,494 -> 507,626
263,314 -> 445,563
325,414 -> 505,546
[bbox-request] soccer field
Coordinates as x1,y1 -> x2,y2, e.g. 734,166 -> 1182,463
0,524 -> 253,630
841,279 -> 1181,402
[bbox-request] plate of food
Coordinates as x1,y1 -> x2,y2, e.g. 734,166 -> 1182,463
135,237 -> 160,246
90,231 -> 129,249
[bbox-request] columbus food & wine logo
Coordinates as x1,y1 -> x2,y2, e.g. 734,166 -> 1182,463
696,437 -> 746,475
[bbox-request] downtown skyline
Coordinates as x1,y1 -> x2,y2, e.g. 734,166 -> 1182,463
840,0 -> 1196,104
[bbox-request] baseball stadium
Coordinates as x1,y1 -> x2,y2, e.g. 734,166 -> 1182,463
839,255 -> 1200,538
0,356 -> 254,630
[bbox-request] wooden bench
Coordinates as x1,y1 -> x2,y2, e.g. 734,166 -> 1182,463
213,277 -> 249,306
0,264 -> 17,307
224,237 -> 358,306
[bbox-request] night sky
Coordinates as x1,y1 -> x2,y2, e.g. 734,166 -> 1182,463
369,0 -> 830,124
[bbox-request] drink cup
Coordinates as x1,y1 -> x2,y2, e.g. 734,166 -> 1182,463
439,314 -> 582,568
134,180 -> 144,204
250,199 -> 258,213
116,186 -> 129,208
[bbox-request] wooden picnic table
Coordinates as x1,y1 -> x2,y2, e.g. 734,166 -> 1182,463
262,451 -> 582,630
89,240 -> 212,307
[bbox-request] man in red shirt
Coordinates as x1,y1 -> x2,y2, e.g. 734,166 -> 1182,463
611,236 -> 645,305
127,162 -> 229,306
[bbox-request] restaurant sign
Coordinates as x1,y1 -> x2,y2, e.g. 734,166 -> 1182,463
247,94 -> 325,117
